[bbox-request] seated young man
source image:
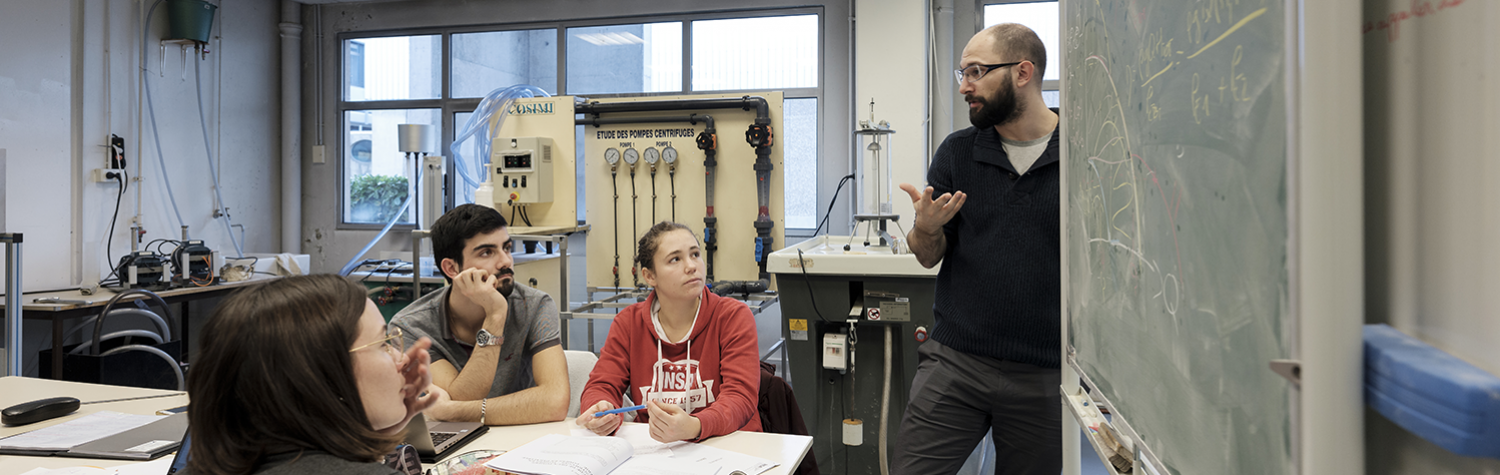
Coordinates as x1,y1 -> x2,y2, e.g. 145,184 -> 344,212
390,204 -> 569,424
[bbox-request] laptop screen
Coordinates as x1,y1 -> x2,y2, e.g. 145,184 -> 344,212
166,430 -> 190,475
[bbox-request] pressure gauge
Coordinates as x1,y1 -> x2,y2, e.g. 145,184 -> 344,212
643,147 -> 660,167
662,146 -> 678,165
623,147 -> 640,167
604,147 -> 621,166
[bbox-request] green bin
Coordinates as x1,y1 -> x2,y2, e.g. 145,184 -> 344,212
167,0 -> 216,43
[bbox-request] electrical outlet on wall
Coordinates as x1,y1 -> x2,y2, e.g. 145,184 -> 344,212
91,168 -> 124,183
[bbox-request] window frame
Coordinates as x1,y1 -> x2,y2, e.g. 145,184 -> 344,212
977,0 -> 1060,92
334,7 -> 827,231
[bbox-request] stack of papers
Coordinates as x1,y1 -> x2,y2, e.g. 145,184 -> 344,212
0,412 -> 163,452
0,411 -> 185,461
486,427 -> 778,475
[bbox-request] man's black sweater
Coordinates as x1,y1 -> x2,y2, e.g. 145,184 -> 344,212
926,115 -> 1060,368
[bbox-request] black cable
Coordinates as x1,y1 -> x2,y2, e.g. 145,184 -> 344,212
612,171 -> 620,289
630,169 -> 639,287
104,170 -> 127,269
797,249 -> 830,323
510,205 -> 518,227
650,171 -> 657,224
813,174 -> 857,236
669,172 -> 677,222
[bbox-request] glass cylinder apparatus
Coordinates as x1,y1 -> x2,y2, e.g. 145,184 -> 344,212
854,122 -> 895,217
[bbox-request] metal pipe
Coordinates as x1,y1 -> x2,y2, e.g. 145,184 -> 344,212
576,97 -> 769,125
748,127 -> 775,281
574,114 -> 715,128
3,233 -> 22,376
699,124 -> 719,282
279,0 -> 303,253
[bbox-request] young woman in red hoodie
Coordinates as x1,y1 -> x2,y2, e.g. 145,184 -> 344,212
578,221 -> 762,442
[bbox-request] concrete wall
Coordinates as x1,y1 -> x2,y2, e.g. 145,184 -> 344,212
0,0 -> 74,291
853,0 -> 928,230
0,0 -> 280,375
1,0 -> 279,291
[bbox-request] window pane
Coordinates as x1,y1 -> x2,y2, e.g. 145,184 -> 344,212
983,2 -> 1060,82
566,23 -> 682,95
783,98 -> 818,229
344,109 -> 441,224
345,36 -> 442,101
453,29 -> 558,98
452,111 -> 482,207
692,15 -> 817,91
1042,90 -> 1059,108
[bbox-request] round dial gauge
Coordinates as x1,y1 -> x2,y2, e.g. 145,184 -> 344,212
662,146 -> 678,164
643,147 -> 660,165
604,148 -> 620,165
623,147 -> 640,165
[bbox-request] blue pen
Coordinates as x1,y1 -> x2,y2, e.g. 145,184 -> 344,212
593,404 -> 646,418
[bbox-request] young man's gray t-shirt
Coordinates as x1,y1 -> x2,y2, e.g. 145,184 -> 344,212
389,283 -> 561,398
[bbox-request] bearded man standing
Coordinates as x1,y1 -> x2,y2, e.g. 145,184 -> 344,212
893,23 -> 1062,475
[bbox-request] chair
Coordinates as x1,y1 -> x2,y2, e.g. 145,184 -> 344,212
53,289 -> 185,390
759,361 -> 820,475
564,350 -> 598,418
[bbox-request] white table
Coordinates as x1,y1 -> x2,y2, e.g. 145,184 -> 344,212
436,419 -> 813,475
0,376 -> 187,474
0,377 -> 813,475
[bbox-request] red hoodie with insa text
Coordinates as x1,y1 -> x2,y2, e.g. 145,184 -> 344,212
580,288 -> 762,439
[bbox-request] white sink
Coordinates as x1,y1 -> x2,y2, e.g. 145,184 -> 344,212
767,235 -> 939,277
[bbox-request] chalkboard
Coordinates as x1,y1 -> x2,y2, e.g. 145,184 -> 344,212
1062,1 -> 1293,474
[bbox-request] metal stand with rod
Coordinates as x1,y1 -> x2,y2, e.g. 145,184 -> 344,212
3,233 -> 23,376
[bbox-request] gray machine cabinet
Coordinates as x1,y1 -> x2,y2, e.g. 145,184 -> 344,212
776,273 -> 936,475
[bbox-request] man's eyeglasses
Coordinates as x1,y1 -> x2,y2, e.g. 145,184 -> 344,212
954,61 -> 1024,85
350,326 -> 404,356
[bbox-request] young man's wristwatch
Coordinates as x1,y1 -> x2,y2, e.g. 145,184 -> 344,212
474,328 -> 501,347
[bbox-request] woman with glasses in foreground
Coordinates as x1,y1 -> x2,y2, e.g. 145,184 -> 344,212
181,274 -> 438,475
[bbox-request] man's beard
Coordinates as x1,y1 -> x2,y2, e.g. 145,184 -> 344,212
967,75 -> 1024,130
496,268 -> 515,297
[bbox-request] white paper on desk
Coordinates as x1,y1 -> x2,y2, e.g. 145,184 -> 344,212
109,456 -> 175,475
613,424 -> 687,457
16,467 -> 111,473
611,454 -> 725,475
568,424 -> 685,457
483,433 -> 633,475
669,442 -> 779,475
0,411 -> 164,450
17,467 -> 112,475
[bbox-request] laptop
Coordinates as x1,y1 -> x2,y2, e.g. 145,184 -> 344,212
165,429 -> 190,475
403,413 -> 487,463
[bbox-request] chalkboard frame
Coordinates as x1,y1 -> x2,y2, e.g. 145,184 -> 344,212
1058,0 -> 1303,473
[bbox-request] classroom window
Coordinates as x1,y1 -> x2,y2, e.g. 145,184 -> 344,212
691,15 -> 819,91
781,98 -> 819,229
984,1 -> 1060,106
339,10 -> 825,230
566,23 -> 683,95
344,36 -> 441,101
452,29 -> 559,97
343,109 -> 441,225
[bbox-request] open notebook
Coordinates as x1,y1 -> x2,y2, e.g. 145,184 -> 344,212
483,426 -> 777,475
0,411 -> 186,461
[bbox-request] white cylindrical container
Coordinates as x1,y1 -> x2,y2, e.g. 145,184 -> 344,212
855,123 -> 895,216
843,418 -> 864,446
